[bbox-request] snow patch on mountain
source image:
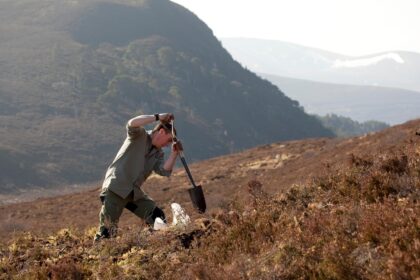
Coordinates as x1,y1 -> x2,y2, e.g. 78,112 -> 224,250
332,53 -> 404,68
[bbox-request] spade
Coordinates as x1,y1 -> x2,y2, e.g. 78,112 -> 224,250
169,120 -> 206,213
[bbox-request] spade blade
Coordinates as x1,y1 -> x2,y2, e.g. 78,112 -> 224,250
188,185 -> 206,213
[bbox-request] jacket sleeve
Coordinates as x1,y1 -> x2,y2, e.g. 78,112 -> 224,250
126,123 -> 146,140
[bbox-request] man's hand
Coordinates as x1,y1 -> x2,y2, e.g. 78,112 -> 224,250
159,113 -> 174,122
164,140 -> 181,172
129,113 -> 174,128
172,140 -> 183,153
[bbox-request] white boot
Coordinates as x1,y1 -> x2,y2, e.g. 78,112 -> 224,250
153,217 -> 169,231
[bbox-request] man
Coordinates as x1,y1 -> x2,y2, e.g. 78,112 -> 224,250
95,113 -> 179,241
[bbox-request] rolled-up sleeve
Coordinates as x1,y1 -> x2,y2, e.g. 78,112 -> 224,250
153,152 -> 172,177
126,123 -> 145,140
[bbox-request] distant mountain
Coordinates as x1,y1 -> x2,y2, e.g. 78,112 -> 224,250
0,0 -> 332,193
221,38 -> 420,92
261,74 -> 420,125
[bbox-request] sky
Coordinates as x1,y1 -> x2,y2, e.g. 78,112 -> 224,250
170,0 -> 420,57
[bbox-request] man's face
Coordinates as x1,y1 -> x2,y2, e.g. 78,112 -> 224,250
152,128 -> 173,148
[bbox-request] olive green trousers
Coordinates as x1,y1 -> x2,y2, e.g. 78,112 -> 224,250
97,188 -> 157,237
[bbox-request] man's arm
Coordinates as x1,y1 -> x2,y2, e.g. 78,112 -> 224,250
128,113 -> 173,127
163,148 -> 179,172
154,144 -> 179,176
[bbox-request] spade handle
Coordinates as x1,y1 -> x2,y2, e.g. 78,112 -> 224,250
170,120 -> 198,188
179,153 -> 197,188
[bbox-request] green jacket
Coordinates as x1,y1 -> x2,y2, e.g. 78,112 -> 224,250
101,124 -> 172,200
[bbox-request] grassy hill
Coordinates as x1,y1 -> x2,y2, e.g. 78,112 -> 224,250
0,120 -> 419,279
0,0 -> 332,194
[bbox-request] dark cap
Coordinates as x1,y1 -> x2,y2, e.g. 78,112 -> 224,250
153,121 -> 176,136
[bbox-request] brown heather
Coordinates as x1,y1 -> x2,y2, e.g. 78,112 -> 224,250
1,121 -> 419,279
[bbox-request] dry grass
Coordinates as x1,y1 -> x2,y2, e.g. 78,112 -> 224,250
1,139 -> 419,279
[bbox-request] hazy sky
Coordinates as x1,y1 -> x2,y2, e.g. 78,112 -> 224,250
171,0 -> 420,57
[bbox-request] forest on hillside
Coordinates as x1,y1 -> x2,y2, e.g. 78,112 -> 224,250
0,0 -> 332,193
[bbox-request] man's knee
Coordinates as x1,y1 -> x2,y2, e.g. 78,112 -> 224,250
125,202 -> 137,212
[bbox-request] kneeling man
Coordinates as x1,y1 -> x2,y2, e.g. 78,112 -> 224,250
95,113 -> 178,241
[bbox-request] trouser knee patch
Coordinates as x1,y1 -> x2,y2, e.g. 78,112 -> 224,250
125,202 -> 138,212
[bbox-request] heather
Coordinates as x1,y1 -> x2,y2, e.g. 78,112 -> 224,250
1,142 -> 418,279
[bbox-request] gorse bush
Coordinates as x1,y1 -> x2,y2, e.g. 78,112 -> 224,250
1,143 -> 419,279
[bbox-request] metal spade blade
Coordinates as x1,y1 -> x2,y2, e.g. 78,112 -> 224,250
180,155 -> 207,213
188,185 -> 206,213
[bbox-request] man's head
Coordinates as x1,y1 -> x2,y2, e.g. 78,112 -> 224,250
151,122 -> 175,148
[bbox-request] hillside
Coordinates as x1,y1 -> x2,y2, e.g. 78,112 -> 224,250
0,120 -> 419,279
0,0 -> 332,194
315,114 -> 389,137
260,73 -> 420,125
